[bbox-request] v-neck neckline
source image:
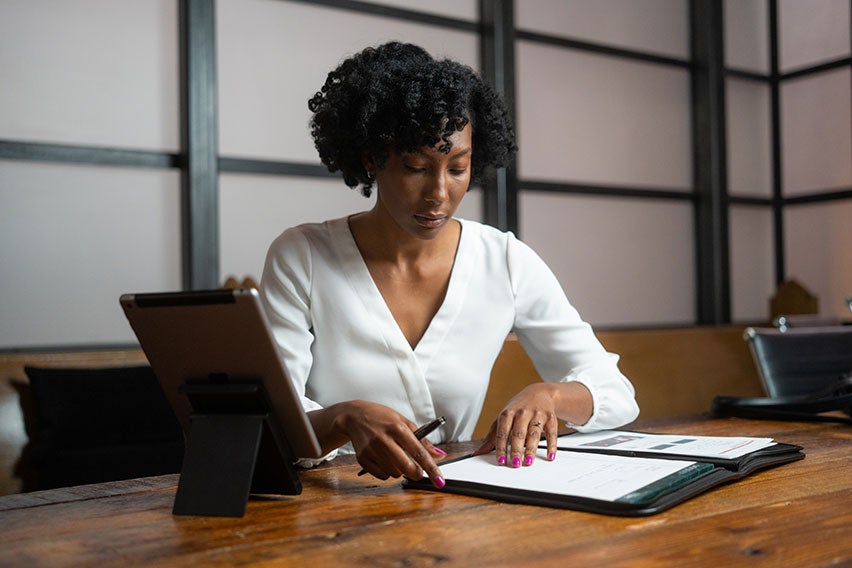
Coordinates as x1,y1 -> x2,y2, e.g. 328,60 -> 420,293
331,216 -> 478,361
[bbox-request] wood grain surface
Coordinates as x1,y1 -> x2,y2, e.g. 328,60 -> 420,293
0,415 -> 849,567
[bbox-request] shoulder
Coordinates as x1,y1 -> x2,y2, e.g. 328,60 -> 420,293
264,217 -> 353,282
268,217 -> 348,255
457,217 -> 512,248
457,218 -> 539,263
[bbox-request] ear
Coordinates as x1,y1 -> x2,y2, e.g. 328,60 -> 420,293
362,154 -> 376,180
361,153 -> 378,183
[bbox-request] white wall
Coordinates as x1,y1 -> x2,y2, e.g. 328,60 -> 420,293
778,0 -> 852,320
724,0 -> 852,322
1,0 -> 850,348
515,0 -> 694,326
0,0 -> 181,347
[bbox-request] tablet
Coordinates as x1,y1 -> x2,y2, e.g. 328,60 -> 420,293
120,288 -> 322,460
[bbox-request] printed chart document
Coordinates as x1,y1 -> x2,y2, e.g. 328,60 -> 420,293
404,430 -> 804,516
549,430 -> 775,458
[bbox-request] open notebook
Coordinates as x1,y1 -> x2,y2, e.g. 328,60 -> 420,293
403,430 -> 804,516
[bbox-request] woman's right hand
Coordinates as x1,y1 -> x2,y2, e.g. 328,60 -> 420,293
314,400 -> 446,487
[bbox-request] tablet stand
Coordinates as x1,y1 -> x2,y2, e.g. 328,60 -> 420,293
172,381 -> 302,517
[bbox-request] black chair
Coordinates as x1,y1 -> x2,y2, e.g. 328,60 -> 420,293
711,326 -> 852,424
771,314 -> 842,331
744,326 -> 852,398
15,365 -> 184,491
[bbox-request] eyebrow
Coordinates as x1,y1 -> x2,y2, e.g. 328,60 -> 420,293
412,146 -> 473,158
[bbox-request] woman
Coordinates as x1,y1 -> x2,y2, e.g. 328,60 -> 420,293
260,42 -> 638,489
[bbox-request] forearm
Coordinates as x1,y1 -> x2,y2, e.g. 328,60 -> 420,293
527,381 -> 594,425
550,381 -> 594,427
307,402 -> 356,455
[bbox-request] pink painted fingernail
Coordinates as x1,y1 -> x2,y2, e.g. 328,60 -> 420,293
512,456 -> 521,468
434,447 -> 447,456
498,455 -> 507,466
548,452 -> 556,461
524,455 -> 534,466
434,475 -> 446,489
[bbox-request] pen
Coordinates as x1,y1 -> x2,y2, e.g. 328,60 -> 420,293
357,416 -> 446,476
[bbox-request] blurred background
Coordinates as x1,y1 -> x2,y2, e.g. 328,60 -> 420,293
1,0 -> 850,350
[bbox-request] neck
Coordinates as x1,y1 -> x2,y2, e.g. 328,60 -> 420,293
349,208 -> 460,268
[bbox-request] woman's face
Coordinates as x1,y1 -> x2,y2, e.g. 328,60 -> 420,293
372,124 -> 472,240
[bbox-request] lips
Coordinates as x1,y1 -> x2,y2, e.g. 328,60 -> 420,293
414,212 -> 448,229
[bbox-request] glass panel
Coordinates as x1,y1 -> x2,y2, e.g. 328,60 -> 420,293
724,0 -> 769,73
729,205 -> 775,322
217,0 -> 478,162
0,0 -> 179,151
516,0 -> 689,59
219,173 -> 482,284
727,78 -> 772,197
518,192 -> 695,326
784,200 -> 852,320
370,0 -> 477,21
779,0 -> 851,72
517,41 -> 692,190
781,69 -> 852,195
0,160 -> 182,349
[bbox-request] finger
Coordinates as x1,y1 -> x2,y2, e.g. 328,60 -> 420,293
508,421 -> 528,468
493,413 -> 514,466
522,417 -> 546,466
402,440 -> 444,488
360,433 -> 410,480
357,455 -> 391,480
420,439 -> 448,459
389,423 -> 438,478
544,416 -> 559,462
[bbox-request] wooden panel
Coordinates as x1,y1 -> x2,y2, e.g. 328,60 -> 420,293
475,326 -> 764,438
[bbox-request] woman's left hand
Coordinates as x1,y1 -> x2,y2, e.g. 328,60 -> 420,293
473,382 -> 561,467
474,381 -> 593,467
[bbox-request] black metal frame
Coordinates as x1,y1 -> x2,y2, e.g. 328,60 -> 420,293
691,0 -> 730,324
0,140 -> 181,169
768,0 -> 786,286
2,0 -> 851,350
479,0 -> 518,234
180,0 -> 220,291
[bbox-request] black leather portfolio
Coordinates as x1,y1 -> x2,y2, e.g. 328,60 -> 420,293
403,430 -> 804,516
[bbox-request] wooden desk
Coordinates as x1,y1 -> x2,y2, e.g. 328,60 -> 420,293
0,416 -> 849,567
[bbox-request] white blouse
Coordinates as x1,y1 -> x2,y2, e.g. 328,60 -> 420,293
260,217 -> 639,458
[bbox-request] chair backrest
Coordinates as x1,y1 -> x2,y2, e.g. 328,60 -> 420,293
744,326 -> 852,397
772,314 -> 843,331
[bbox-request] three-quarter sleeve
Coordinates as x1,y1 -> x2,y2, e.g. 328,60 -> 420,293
260,227 -> 339,465
260,227 -> 320,412
506,234 -> 639,431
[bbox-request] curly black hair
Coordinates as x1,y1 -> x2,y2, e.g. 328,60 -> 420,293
308,42 -> 516,197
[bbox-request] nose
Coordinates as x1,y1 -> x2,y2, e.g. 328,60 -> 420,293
424,170 -> 449,204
